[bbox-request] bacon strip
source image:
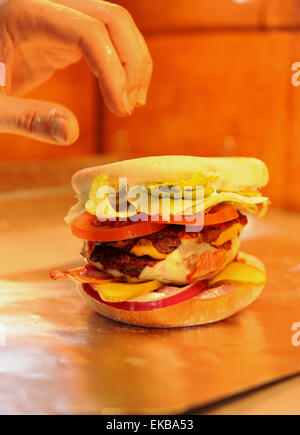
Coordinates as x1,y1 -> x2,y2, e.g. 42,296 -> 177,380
50,264 -> 113,284
187,249 -> 228,280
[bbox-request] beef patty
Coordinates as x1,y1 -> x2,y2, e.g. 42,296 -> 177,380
86,246 -> 157,278
82,213 -> 247,278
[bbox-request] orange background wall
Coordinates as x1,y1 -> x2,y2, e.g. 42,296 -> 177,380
1,0 -> 300,211
103,0 -> 300,210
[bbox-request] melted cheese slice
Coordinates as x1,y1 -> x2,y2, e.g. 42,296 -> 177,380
130,239 -> 167,260
130,222 -> 244,261
212,223 -> 243,247
95,280 -> 163,302
209,262 -> 266,286
129,221 -> 244,261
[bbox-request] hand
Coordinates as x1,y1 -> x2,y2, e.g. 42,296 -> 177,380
0,0 -> 152,144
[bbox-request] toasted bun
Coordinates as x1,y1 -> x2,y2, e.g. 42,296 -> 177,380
76,252 -> 265,328
72,156 -> 269,195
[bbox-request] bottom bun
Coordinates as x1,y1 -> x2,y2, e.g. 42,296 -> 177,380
76,252 -> 265,328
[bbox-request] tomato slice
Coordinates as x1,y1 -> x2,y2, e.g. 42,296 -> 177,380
71,212 -> 168,242
153,205 -> 239,226
203,205 -> 239,226
71,205 -> 239,242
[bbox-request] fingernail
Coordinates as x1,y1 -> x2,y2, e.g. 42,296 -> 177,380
50,117 -> 68,144
136,88 -> 147,106
128,88 -> 139,107
122,92 -> 133,116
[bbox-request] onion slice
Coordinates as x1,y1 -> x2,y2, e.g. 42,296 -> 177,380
83,280 -> 208,311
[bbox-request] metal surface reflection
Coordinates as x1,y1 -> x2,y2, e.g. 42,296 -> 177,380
0,197 -> 299,414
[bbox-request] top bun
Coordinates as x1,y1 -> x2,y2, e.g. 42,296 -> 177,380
72,156 -> 269,194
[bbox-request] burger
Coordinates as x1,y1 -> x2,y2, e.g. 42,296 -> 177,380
51,156 -> 269,328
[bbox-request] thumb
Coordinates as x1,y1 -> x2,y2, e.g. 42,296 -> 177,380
0,95 -> 79,145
